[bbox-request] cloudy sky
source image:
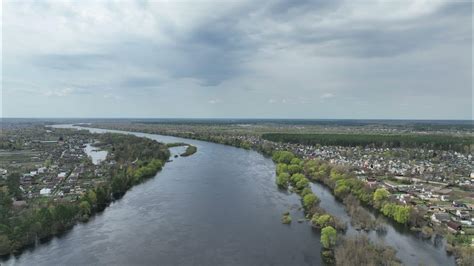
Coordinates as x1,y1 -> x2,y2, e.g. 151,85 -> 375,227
2,0 -> 472,119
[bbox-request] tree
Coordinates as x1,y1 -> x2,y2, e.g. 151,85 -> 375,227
373,188 -> 390,206
296,177 -> 310,190
290,173 -> 305,184
79,201 -> 91,217
6,173 -> 21,199
321,226 -> 337,249
334,183 -> 350,199
85,190 -> 97,207
276,163 -> 288,175
315,214 -> 334,228
290,158 -> 301,165
394,205 -> 411,224
303,193 -> 319,209
0,234 -> 11,255
272,151 -> 295,164
288,164 -> 302,175
276,173 -> 290,189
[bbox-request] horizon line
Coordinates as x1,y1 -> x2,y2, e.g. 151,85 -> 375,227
1,117 -> 473,122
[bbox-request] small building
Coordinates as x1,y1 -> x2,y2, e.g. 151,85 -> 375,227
431,213 -> 451,223
40,188 -> 52,196
58,172 -> 67,179
447,221 -> 462,232
456,210 -> 471,220
453,201 -> 467,208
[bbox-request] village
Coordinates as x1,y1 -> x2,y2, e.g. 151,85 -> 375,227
0,125 -> 112,207
234,133 -> 474,239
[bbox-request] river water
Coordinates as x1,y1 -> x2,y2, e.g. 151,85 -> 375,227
83,143 -> 108,165
4,125 -> 454,265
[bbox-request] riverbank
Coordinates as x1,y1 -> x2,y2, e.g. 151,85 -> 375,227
0,131 -> 171,257
6,124 -> 327,266
81,123 -> 460,265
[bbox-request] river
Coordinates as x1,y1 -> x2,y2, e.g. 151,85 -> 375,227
4,125 -> 454,265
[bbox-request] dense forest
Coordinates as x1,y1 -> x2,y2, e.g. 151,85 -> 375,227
262,133 -> 473,152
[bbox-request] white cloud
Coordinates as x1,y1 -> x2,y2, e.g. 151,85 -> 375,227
44,87 -> 75,97
208,99 -> 221,104
320,93 -> 335,100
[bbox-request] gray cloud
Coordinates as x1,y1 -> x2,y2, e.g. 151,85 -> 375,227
2,0 -> 472,119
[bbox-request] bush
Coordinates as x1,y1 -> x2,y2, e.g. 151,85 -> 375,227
276,172 -> 290,189
272,151 -> 295,164
281,213 -> 292,224
303,193 -> 319,210
321,226 -> 337,249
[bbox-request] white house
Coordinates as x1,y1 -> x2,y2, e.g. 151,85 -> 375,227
40,188 -> 51,196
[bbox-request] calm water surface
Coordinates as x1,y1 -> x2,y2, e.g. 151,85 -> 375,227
5,126 -> 321,265
83,143 -> 108,165
4,125 -> 454,265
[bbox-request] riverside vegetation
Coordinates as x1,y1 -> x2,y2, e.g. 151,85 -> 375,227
166,143 -> 197,157
0,132 -> 172,256
82,122 -> 472,265
272,150 -> 401,265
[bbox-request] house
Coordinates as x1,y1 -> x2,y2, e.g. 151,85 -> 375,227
431,213 -> 451,223
366,177 -> 377,187
40,188 -> 51,196
58,172 -> 67,179
456,210 -> 471,220
38,167 -> 47,174
453,201 -> 467,208
447,221 -> 462,232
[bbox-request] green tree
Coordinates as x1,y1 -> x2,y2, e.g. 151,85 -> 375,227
290,173 -> 305,184
288,164 -> 302,175
373,188 -> 390,206
334,183 -> 350,199
276,163 -> 288,175
303,193 -> 319,209
315,214 -> 334,228
394,205 -> 411,224
321,226 -> 337,249
290,158 -> 301,165
0,234 -> 11,255
272,151 -> 295,164
296,177 -> 310,190
276,172 -> 290,189
6,173 -> 21,199
79,201 -> 91,218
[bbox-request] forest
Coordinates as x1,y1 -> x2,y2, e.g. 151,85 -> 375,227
262,133 -> 473,152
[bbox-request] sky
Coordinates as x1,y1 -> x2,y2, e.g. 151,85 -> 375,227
2,0 -> 473,119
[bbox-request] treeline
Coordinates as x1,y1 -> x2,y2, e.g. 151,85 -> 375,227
97,133 -> 170,163
303,158 -> 415,225
180,145 -> 197,157
263,133 -> 473,152
272,150 -> 404,264
0,133 -> 170,256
